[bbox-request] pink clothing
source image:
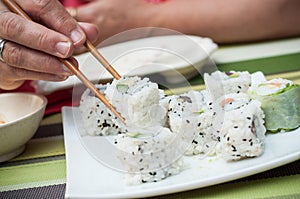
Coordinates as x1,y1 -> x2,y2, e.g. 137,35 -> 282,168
61,0 -> 168,7
60,0 -> 88,8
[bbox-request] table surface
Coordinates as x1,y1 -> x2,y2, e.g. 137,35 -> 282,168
1,37 -> 300,199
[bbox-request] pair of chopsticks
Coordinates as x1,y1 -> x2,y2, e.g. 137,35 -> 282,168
3,0 -> 125,124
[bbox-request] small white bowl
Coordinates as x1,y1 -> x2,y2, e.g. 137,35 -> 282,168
0,93 -> 47,162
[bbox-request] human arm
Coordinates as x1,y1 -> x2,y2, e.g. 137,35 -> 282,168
75,0 -> 300,44
149,0 -> 300,43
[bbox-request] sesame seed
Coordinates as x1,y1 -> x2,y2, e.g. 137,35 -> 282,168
231,145 -> 237,152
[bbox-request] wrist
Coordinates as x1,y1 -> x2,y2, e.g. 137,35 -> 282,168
131,1 -> 164,28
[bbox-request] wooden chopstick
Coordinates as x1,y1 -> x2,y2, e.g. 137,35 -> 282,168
61,59 -> 125,124
3,0 -> 126,124
3,0 -> 121,80
84,40 -> 121,80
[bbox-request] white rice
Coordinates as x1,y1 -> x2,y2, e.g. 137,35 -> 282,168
79,84 -> 126,136
166,90 -> 217,156
204,70 -> 251,99
78,71 -> 274,183
105,76 -> 167,129
114,127 -> 184,185
213,93 -> 266,161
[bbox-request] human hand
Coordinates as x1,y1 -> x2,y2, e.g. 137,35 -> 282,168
0,0 -> 99,90
74,0 -> 152,45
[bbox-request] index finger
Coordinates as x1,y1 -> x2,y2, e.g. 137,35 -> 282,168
15,0 -> 86,47
0,12 -> 74,58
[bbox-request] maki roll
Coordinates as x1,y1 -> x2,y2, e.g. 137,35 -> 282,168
214,93 -> 266,161
204,70 -> 251,99
166,90 -> 217,156
114,127 -> 184,185
248,78 -> 300,132
79,84 -> 126,136
105,76 -> 167,129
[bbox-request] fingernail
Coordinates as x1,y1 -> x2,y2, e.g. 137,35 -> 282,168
71,29 -> 84,44
56,41 -> 72,57
57,75 -> 69,80
61,64 -> 73,75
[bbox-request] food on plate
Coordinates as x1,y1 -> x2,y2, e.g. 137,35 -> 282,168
213,93 -> 266,160
165,90 -> 217,156
114,127 -> 184,185
248,78 -> 300,132
79,84 -> 127,136
204,70 -> 251,99
104,76 -> 167,129
79,70 -> 299,185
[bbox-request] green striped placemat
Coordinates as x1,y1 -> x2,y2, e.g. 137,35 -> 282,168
217,53 -> 300,75
0,52 -> 299,198
0,122 -> 66,192
0,160 -> 66,192
10,136 -> 65,162
188,52 -> 300,86
153,174 -> 300,199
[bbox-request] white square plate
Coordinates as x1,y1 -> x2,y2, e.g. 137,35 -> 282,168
62,106 -> 300,199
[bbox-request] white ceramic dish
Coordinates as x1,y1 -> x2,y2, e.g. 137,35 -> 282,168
0,93 -> 47,162
62,106 -> 300,199
34,35 -> 218,94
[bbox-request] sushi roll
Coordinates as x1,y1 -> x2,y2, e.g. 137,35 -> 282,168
105,76 -> 167,129
79,84 -> 126,136
114,127 -> 184,185
214,93 -> 266,161
248,78 -> 300,132
166,90 -> 217,156
204,70 -> 251,99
